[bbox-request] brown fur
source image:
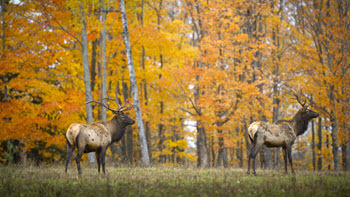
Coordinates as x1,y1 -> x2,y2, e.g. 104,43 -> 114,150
247,106 -> 319,175
65,113 -> 135,175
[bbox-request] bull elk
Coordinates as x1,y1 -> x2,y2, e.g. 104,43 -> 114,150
246,90 -> 319,176
65,98 -> 135,175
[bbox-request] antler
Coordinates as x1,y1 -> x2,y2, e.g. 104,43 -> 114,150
86,95 -> 134,113
101,96 -> 132,112
291,89 -> 307,107
85,99 -> 119,113
121,102 -> 134,112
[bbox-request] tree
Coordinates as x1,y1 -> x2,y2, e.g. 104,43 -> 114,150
290,0 -> 350,171
79,1 -> 95,165
119,0 -> 150,166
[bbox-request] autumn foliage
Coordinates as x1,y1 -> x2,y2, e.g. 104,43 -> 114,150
0,0 -> 349,170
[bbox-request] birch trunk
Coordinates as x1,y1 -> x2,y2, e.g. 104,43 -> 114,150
80,12 -> 95,165
101,4 -> 107,122
312,120 -> 316,171
119,0 -> 150,166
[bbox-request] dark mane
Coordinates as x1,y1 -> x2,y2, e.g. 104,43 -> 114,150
274,119 -> 292,124
292,112 -> 310,136
109,116 -> 127,143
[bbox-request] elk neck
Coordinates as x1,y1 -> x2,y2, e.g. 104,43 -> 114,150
290,114 -> 310,136
106,116 -> 127,143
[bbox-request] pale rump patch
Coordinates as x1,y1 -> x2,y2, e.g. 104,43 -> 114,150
66,123 -> 85,146
247,122 -> 261,140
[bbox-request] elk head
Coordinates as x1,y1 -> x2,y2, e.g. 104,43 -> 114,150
86,97 -> 135,126
292,89 -> 319,121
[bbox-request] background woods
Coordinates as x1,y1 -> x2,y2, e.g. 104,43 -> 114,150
0,0 -> 349,171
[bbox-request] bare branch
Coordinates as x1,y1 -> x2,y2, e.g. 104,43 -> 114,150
178,108 -> 196,116
35,0 -> 82,46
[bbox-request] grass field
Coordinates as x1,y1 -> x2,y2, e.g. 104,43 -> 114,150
0,165 -> 349,197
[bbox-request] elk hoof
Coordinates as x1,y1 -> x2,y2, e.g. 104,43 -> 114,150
246,171 -> 250,175
252,172 -> 257,176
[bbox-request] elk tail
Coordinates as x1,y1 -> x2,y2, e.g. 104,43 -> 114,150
66,135 -> 72,149
248,122 -> 260,144
75,133 -> 80,149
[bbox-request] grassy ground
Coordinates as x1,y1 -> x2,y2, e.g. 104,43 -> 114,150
0,165 -> 349,197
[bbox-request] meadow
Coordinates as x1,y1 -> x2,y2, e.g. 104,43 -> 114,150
0,165 -> 349,197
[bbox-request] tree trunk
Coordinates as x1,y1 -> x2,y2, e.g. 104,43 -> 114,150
272,82 -> 280,170
326,134 -> 331,170
207,134 -> 211,167
155,1 -> 165,164
122,82 -> 133,165
139,0 -> 152,162
344,141 -> 350,171
80,10 -> 95,165
120,0 -> 150,166
91,39 -> 98,92
216,129 -> 227,167
18,140 -> 27,166
330,116 -> 340,171
317,117 -> 322,170
236,128 -> 243,168
157,55 -> 164,163
312,120 -> 316,171
194,74 -> 208,168
341,120 -> 350,171
101,3 -> 107,122
197,124 -> 209,168
324,1 -> 340,170
216,127 -> 223,167
1,0 -> 5,51
120,134 -> 126,162
91,2 -> 100,94
211,135 -> 215,167
271,0 -> 284,171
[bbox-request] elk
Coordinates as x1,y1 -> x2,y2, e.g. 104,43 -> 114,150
246,90 -> 319,176
65,98 -> 135,175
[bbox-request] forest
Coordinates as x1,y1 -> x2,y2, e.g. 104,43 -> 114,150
0,0 -> 349,172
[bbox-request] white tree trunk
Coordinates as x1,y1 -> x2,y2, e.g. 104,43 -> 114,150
81,14 -> 95,165
119,0 -> 150,166
101,4 -> 107,122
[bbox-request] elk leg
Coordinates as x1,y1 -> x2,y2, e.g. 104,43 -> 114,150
101,148 -> 107,174
96,151 -> 101,173
65,143 -> 75,173
247,154 -> 251,175
75,147 -> 84,175
251,143 -> 263,176
286,145 -> 295,174
247,142 -> 257,175
282,147 -> 288,174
